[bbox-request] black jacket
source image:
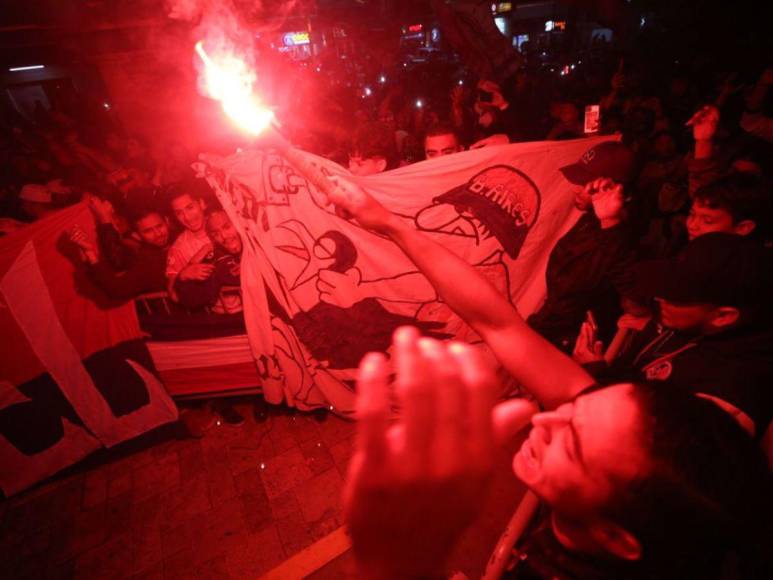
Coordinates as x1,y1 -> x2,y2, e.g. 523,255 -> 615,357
174,249 -> 241,311
597,320 -> 773,435
503,510 -> 727,580
527,212 -> 637,350
86,224 -> 167,301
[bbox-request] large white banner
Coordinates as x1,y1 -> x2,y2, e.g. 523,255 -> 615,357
198,137 -> 609,416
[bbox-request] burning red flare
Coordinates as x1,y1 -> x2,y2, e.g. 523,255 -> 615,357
194,40 -> 343,203
195,41 -> 274,136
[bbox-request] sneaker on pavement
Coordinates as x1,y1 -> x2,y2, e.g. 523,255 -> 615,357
217,403 -> 245,426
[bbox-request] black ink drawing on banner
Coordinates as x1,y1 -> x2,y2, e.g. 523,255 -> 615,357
292,229 -> 452,369
415,165 -> 541,260
256,215 -> 452,371
203,155 -> 543,409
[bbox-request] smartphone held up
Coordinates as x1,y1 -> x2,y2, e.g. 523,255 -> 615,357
584,104 -> 600,134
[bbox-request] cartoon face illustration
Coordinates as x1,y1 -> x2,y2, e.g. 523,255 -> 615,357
414,165 -> 541,259
312,231 -> 357,274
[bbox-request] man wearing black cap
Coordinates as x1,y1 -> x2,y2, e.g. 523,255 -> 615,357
527,141 -> 639,351
592,232 -> 773,440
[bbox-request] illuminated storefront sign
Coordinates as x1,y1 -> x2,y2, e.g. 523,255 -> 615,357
545,20 -> 566,32
402,23 -> 424,37
283,31 -> 310,46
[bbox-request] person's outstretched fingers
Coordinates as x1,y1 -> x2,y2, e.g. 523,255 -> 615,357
448,341 -> 498,472
418,338 -> 467,477
356,351 -> 391,476
393,326 -> 436,478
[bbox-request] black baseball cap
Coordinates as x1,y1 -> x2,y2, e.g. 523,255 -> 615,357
635,233 -> 772,307
560,141 -> 635,185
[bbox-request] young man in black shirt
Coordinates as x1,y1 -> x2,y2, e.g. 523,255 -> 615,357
174,209 -> 243,314
174,209 -> 269,428
582,232 -> 773,440
527,141 -> 639,351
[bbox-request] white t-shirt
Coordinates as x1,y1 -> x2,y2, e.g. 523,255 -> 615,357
165,228 -> 211,279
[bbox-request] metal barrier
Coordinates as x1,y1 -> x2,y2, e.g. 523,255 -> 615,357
135,285 -> 243,316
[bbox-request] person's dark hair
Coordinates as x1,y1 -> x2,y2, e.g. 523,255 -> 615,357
600,107 -> 624,135
126,204 -> 164,227
163,178 -> 213,207
693,174 -> 772,239
623,106 -> 656,138
650,129 -> 677,146
424,121 -> 460,142
204,207 -> 229,228
349,121 -> 398,169
601,383 -> 772,575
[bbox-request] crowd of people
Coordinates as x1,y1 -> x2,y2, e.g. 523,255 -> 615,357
1,38 -> 772,578
325,51 -> 773,576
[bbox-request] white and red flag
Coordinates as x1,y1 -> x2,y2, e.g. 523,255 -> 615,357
0,204 -> 177,495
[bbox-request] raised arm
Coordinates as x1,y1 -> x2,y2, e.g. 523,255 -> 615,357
87,196 -> 133,272
686,105 -> 722,195
327,179 -> 594,409
687,105 -> 719,162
